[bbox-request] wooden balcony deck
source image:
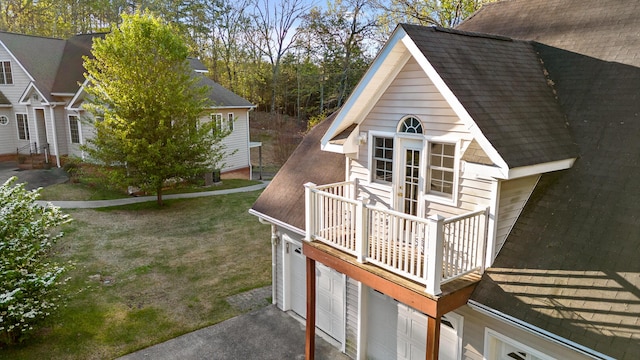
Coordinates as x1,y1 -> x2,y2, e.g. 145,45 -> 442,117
305,181 -> 488,296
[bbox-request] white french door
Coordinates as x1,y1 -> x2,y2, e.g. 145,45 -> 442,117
396,138 -> 424,216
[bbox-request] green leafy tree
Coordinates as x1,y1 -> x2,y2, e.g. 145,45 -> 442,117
83,11 -> 226,206
0,177 -> 71,346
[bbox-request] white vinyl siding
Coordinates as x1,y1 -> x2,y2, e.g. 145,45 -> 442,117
203,109 -> 250,173
345,277 -> 359,359
0,111 -> 16,153
494,175 -> 540,258
351,57 -> 492,215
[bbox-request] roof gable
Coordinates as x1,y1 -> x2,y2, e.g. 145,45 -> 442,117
0,31 -> 66,101
324,24 -> 577,177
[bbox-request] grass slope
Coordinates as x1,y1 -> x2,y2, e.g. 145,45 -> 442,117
1,190 -> 271,359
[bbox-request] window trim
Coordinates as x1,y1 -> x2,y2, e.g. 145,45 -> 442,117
0,115 -> 8,125
16,113 -> 29,140
0,60 -> 13,85
369,131 -> 395,186
425,136 -> 460,206
68,114 -> 82,144
397,115 -> 423,134
485,328 -> 556,360
227,112 -> 234,132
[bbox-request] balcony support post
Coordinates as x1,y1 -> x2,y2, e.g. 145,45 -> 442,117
426,214 -> 445,296
355,194 -> 370,263
304,182 -> 317,242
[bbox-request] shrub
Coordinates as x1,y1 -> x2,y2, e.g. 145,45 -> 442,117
0,177 -> 71,346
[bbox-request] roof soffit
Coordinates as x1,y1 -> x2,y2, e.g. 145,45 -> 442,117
320,27 -> 412,150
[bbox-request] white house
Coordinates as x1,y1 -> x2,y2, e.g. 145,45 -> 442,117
0,31 -> 255,178
250,1 -> 640,359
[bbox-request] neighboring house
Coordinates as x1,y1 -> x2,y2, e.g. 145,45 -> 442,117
250,1 -> 640,359
0,31 -> 255,178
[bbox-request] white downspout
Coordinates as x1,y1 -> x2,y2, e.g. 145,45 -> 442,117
49,105 -> 61,168
268,223 -> 279,305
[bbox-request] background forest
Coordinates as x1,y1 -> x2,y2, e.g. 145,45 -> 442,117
0,0 -> 494,121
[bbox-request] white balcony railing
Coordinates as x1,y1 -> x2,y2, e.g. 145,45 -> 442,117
305,181 -> 489,296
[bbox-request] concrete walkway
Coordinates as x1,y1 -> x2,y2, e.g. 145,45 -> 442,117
37,181 -> 269,209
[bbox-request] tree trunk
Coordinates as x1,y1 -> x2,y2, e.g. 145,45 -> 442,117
157,185 -> 163,206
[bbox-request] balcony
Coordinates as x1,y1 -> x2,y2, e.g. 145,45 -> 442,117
304,181 -> 489,296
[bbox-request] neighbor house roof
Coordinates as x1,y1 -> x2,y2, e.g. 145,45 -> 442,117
251,113 -> 345,233
198,74 -> 254,109
0,32 -> 66,102
400,24 -> 577,169
460,1 -> 640,358
52,33 -> 105,95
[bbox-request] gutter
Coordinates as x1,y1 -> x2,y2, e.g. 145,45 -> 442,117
468,300 -> 614,360
247,208 -> 305,236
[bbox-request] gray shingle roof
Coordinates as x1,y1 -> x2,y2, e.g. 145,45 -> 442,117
460,1 -> 640,358
0,90 -> 9,105
458,0 -> 640,68
401,24 -> 577,168
197,74 -> 254,109
0,32 -> 66,101
251,113 -> 345,231
52,33 -> 104,94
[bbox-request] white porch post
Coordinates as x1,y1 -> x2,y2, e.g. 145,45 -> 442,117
304,182 -> 317,241
355,194 -> 370,263
426,214 -> 445,296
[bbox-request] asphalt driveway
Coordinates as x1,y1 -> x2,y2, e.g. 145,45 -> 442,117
0,161 -> 69,190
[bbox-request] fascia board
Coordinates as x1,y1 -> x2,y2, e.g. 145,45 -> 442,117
0,40 -> 35,82
320,27 -> 411,148
506,158 -> 576,179
18,83 -> 49,105
67,79 -> 88,111
464,158 -> 576,180
400,35 -> 510,174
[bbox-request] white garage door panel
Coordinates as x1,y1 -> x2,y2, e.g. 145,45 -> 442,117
369,289 -> 462,360
288,243 -> 345,343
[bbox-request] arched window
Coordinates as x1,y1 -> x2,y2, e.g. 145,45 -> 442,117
399,116 -> 423,134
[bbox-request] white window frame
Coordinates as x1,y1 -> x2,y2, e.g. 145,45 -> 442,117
227,112 -> 234,132
68,115 -> 82,144
485,328 -> 556,360
212,113 -> 224,133
425,136 -> 460,206
0,115 -> 8,125
0,61 -> 12,85
369,131 -> 395,186
16,113 -> 29,140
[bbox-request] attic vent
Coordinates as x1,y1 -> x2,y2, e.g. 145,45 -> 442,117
399,116 -> 423,134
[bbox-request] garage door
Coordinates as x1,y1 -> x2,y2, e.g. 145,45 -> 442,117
398,305 -> 462,360
289,243 -> 345,343
368,288 -> 462,360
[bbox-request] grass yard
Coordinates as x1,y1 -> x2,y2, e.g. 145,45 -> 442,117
0,190 -> 271,360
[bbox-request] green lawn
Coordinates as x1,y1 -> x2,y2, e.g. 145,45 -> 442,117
0,191 -> 271,359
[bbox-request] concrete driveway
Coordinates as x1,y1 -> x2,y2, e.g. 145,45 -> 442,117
117,305 -> 350,360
